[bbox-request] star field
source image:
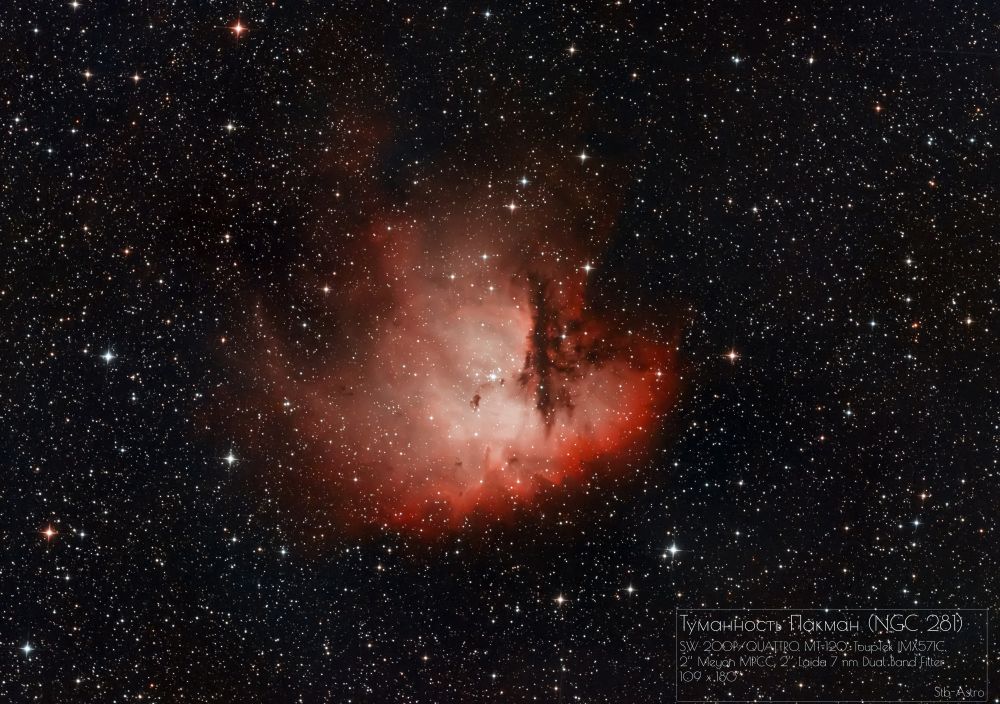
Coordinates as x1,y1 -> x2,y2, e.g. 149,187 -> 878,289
3,1 -> 998,702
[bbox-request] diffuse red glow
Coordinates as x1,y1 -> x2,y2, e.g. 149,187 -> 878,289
255,216 -> 678,531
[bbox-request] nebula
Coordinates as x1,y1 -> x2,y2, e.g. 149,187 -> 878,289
231,145 -> 680,532
241,217 -> 677,532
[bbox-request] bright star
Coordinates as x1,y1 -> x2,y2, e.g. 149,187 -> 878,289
21,643 -> 33,655
224,452 -> 237,465
101,350 -> 115,364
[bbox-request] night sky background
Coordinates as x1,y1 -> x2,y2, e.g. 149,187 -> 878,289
4,1 -> 998,702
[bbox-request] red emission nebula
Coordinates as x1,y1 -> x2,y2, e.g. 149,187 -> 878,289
237,167 -> 679,533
